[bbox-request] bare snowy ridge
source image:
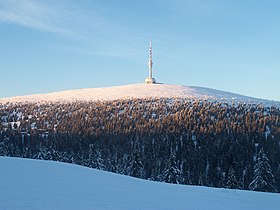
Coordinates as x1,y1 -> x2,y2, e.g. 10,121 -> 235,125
0,83 -> 279,107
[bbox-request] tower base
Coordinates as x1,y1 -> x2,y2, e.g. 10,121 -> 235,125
145,77 -> 156,84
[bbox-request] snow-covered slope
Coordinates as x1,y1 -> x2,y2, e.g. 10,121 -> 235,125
0,83 -> 278,106
0,157 -> 279,210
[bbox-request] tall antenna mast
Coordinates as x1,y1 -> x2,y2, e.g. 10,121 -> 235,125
148,40 -> 153,78
145,40 -> 156,84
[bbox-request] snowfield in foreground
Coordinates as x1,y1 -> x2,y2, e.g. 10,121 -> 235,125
0,157 -> 279,210
0,83 -> 279,106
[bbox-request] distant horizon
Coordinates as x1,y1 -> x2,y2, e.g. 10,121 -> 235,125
0,1 -> 279,101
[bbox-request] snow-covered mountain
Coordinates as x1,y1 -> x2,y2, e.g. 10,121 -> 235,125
1,157 -> 279,210
1,83 -> 279,106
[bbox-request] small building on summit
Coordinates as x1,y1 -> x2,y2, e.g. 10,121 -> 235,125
145,41 -> 156,84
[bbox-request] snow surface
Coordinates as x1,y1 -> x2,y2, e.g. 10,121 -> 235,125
0,83 -> 279,106
1,157 -> 279,210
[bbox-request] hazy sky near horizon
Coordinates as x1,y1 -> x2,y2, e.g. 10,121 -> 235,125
0,0 -> 279,101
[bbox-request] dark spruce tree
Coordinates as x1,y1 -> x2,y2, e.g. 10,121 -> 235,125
162,154 -> 183,184
249,148 -> 277,192
130,148 -> 144,178
226,168 -> 240,189
93,149 -> 106,171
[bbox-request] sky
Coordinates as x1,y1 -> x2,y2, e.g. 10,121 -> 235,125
0,0 -> 279,101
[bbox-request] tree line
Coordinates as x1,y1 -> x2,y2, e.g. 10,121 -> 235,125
0,98 -> 279,193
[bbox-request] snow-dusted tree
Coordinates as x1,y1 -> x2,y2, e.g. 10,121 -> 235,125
162,154 -> 183,184
249,148 -> 277,192
0,137 -> 9,156
226,168 -> 240,189
218,172 -> 226,188
88,144 -> 95,168
33,147 -> 48,160
93,149 -> 106,171
130,149 -> 143,178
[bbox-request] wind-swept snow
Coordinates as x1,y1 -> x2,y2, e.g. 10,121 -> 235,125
0,84 -> 278,106
0,157 -> 279,210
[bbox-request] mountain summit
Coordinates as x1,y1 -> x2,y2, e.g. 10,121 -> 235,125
0,84 -> 278,106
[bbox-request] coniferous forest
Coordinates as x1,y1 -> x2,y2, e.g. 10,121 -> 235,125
0,98 -> 280,193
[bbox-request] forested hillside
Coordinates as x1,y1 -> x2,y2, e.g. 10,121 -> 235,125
1,98 -> 280,192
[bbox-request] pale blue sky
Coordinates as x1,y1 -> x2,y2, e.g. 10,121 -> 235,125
0,0 -> 279,100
